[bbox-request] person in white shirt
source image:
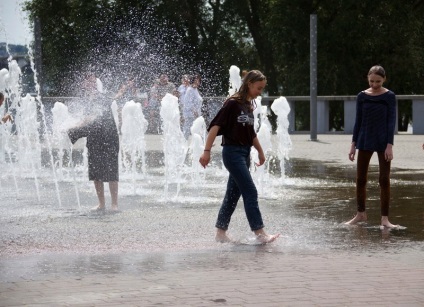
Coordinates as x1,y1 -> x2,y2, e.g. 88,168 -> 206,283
181,74 -> 202,139
177,74 -> 190,99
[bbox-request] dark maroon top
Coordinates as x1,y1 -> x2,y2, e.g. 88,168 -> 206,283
208,98 -> 257,146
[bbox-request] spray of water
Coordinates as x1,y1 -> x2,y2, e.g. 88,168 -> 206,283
160,93 -> 188,198
0,61 -> 44,201
121,100 -> 148,194
228,65 -> 242,96
51,101 -> 82,209
188,116 -> 207,183
271,96 -> 293,179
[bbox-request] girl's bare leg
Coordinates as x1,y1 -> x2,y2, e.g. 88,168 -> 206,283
93,180 -> 105,211
109,181 -> 119,211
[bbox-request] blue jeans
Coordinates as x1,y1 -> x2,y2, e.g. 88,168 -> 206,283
215,145 -> 265,231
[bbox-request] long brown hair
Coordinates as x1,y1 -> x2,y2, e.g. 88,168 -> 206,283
227,70 -> 266,112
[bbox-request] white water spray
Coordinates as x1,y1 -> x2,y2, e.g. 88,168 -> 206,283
160,93 -> 188,198
253,105 -> 274,192
51,101 -> 81,209
228,65 -> 242,96
121,100 -> 148,194
271,96 -> 292,179
189,116 -> 206,183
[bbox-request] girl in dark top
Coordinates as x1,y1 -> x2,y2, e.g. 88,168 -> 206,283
68,73 -> 120,212
199,70 -> 279,243
345,65 -> 398,228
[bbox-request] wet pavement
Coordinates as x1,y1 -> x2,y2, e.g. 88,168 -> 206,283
1,134 -> 424,306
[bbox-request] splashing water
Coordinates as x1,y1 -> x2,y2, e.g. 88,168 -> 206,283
160,93 -> 188,198
252,96 -> 262,132
51,101 -> 82,208
271,96 -> 292,179
0,61 -> 44,202
121,100 -> 148,194
0,57 -> 295,213
95,78 -> 104,93
51,102 -> 76,179
188,116 -> 206,183
253,105 -> 274,193
228,65 -> 242,96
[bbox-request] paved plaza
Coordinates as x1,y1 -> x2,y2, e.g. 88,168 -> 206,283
1,133 -> 423,306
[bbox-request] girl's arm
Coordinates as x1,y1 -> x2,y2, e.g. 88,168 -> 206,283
199,125 -> 220,168
252,137 -> 265,166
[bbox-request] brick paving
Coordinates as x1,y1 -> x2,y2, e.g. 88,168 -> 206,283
1,133 -> 423,307
1,250 -> 423,306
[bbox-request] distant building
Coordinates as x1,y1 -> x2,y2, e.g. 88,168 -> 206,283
0,42 -> 35,94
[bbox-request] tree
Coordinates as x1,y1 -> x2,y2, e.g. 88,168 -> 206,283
24,0 -> 259,96
24,0 -> 424,101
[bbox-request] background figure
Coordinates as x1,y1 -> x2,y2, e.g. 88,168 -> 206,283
68,73 -> 120,212
199,70 -> 279,244
345,65 -> 397,228
177,74 -> 190,99
113,75 -> 138,134
0,92 -> 13,123
147,74 -> 176,134
177,74 -> 190,129
181,74 -> 202,139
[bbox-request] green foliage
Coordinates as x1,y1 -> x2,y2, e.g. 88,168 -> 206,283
23,0 -> 424,105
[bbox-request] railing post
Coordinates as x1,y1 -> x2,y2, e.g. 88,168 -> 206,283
343,99 -> 356,134
288,100 -> 295,133
310,14 -> 318,140
317,100 -> 329,133
412,99 -> 424,134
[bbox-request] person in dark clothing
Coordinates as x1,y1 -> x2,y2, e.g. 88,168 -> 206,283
147,74 -> 176,134
199,70 -> 280,244
68,73 -> 120,212
345,65 -> 398,228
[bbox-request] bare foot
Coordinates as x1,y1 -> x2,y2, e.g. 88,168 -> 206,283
253,228 -> 280,244
256,233 -> 280,244
381,216 -> 398,228
91,205 -> 105,213
111,204 -> 119,212
344,212 -> 367,225
215,229 -> 232,243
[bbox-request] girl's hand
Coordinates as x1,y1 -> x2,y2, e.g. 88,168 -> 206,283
348,143 -> 356,161
255,151 -> 265,166
200,126 -> 219,168
199,151 -> 211,168
385,144 -> 393,162
2,114 -> 12,123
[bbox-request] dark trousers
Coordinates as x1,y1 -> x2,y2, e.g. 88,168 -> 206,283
215,145 -> 265,231
356,150 -> 391,216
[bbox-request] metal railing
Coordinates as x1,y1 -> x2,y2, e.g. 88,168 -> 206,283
40,95 -> 424,135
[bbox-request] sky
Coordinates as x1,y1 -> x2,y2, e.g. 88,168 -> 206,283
0,0 -> 32,45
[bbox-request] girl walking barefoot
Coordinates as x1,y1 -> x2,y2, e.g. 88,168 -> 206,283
199,70 -> 279,244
